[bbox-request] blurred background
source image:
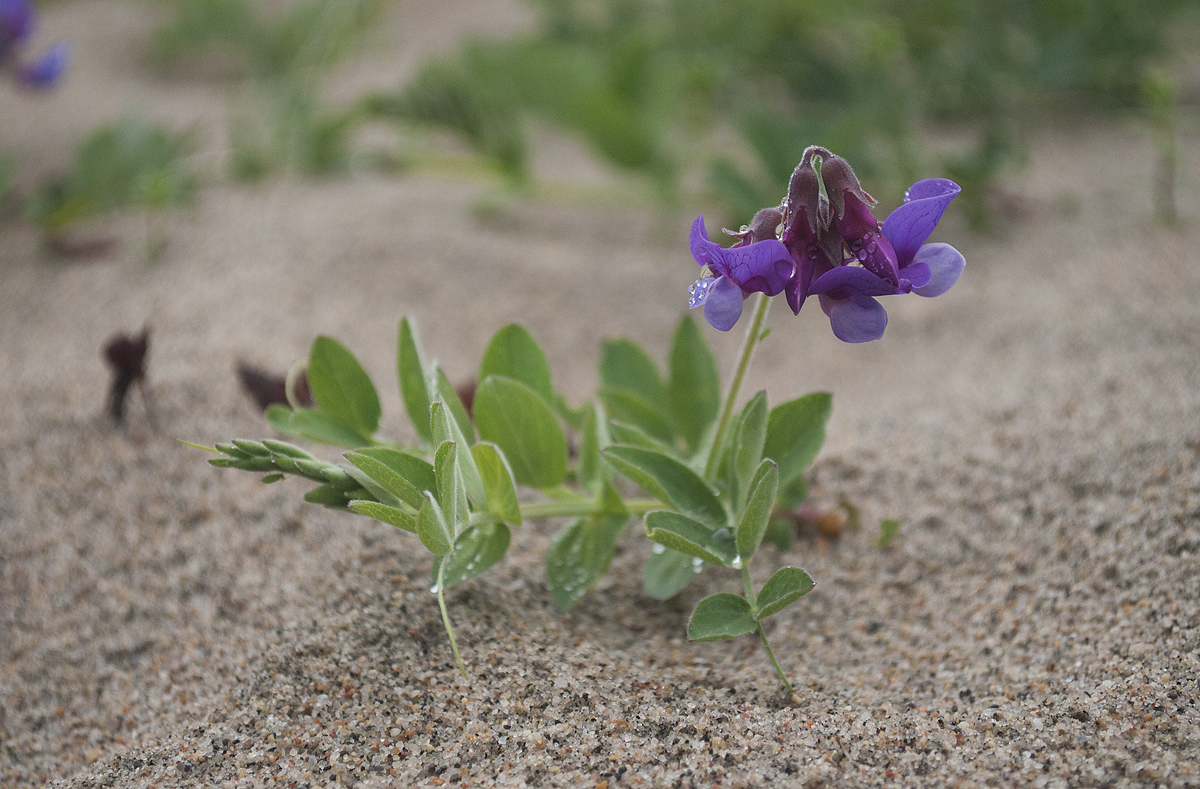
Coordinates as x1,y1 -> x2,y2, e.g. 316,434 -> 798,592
2,0 -> 1197,254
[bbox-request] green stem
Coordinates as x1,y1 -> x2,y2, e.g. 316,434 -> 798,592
436,559 -> 468,681
704,293 -> 772,480
740,563 -> 757,605
757,622 -> 794,693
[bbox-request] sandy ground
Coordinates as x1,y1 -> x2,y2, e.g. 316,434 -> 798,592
3,1 -> 1200,787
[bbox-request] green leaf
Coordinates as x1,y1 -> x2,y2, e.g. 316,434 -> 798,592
431,401 -> 486,506
598,386 -> 675,444
754,567 -> 815,620
397,318 -> 433,443
304,483 -> 349,508
479,323 -> 553,403
434,523 -> 511,589
281,408 -> 373,449
350,500 -> 417,533
688,593 -> 757,641
668,315 -> 720,452
642,546 -> 706,600
578,402 -> 612,493
545,514 -> 629,609
607,420 -> 676,455
473,375 -> 567,489
732,391 -> 769,509
261,473 -> 284,484
471,442 -> 521,525
602,445 -> 725,529
434,441 -> 468,531
434,365 -> 476,445
260,439 -> 315,459
600,338 -> 667,405
231,439 -> 270,457
416,492 -> 453,555
308,336 -> 381,439
735,459 -> 778,562
345,448 -> 434,510
643,510 -> 734,567
764,393 -> 832,490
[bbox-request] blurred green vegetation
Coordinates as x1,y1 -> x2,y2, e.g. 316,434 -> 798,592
26,113 -> 197,255
368,0 -> 1196,226
149,0 -> 384,179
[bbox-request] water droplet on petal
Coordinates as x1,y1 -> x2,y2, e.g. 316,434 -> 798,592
867,240 -> 878,253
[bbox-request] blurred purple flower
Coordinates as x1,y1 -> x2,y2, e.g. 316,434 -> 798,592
808,178 -> 964,342
1,0 -> 67,89
688,215 -> 794,332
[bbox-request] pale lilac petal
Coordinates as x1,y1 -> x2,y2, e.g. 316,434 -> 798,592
688,276 -> 717,309
703,275 -> 744,331
809,265 -> 902,299
881,179 -> 960,267
823,294 -> 888,343
911,243 -> 965,298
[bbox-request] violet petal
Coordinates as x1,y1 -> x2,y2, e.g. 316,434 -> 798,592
809,265 -> 902,300
688,275 -> 717,310
881,179 -> 961,267
899,260 -> 932,290
689,215 -> 722,269
826,294 -> 888,343
703,275 -> 744,332
17,41 -> 67,88
720,239 -> 793,296
911,243 -> 965,298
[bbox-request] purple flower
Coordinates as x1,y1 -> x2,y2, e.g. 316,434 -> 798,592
688,215 -> 794,331
1,0 -> 67,90
808,178 -> 964,342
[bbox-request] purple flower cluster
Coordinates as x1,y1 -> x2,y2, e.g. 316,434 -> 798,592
689,147 -> 964,342
1,0 -> 67,90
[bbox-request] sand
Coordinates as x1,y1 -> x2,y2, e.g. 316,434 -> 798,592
2,1 -> 1198,787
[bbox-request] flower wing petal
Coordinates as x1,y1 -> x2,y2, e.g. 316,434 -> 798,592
882,179 -> 960,267
911,243 -> 965,298
721,239 -> 793,296
825,295 -> 888,343
702,275 -> 744,332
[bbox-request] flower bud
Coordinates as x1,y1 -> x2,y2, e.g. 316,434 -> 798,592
725,206 -> 783,247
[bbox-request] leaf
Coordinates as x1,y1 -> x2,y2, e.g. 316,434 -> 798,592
732,391 -> 769,509
735,459 -> 778,562
345,448 -> 434,510
598,386 -> 675,444
304,483 -> 348,508
642,545 -> 706,600
307,336 -> 381,439
607,420 -> 676,455
431,401 -> 486,506
602,445 -> 725,530
688,593 -> 757,641
397,318 -> 433,443
755,567 -> 815,620
600,338 -> 667,405
416,492 -> 453,556
434,440 -> 468,531
434,365 -> 475,444
578,402 -> 612,494
643,510 -> 734,567
274,407 -> 373,449
479,323 -> 554,403
668,314 -> 720,452
471,442 -> 521,525
260,439 -> 315,459
473,375 -> 567,489
434,522 -> 511,589
764,392 -> 832,490
545,514 -> 629,609
350,500 -> 417,533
